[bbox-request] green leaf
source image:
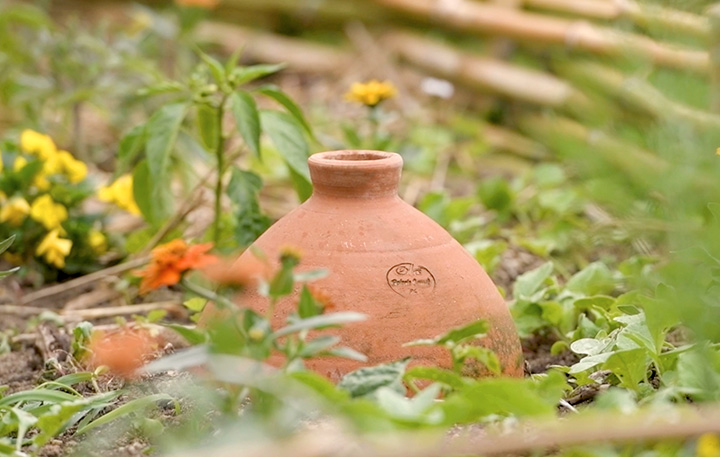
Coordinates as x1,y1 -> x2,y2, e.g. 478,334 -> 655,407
603,348 -> 648,391
231,91 -> 261,157
232,63 -> 286,86
0,389 -> 77,407
167,324 -> 207,345
34,392 -> 118,447
0,268 -> 19,279
338,359 -> 409,398
513,262 -> 553,300
145,102 -> 187,181
260,110 -> 310,181
117,124 -> 146,174
298,285 -> 322,319
76,393 -> 176,435
437,320 -> 489,345
196,104 -> 219,151
326,346 -> 368,362
257,84 -> 312,135
272,312 -> 367,339
454,345 -> 501,375
566,262 -> 615,296
9,407 -> 37,451
227,167 -> 270,246
133,160 -> 173,227
299,336 -> 341,358
404,366 -> 468,390
197,49 -> 225,84
288,166 -> 313,202
0,235 -> 16,256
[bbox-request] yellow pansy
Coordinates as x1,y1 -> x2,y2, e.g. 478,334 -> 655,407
57,151 -> 87,183
0,197 -> 31,226
36,229 -> 72,269
20,129 -> 57,161
345,80 -> 397,107
88,230 -> 107,254
14,156 -> 28,172
98,174 -> 141,215
30,194 -> 68,230
698,434 -> 720,457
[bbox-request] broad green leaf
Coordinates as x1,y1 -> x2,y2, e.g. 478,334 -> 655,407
231,91 -> 261,157
566,262 -> 615,296
375,384 -> 443,423
455,345 -> 501,375
569,352 -> 614,374
338,359 -> 409,398
257,84 -> 312,135
603,348 -> 647,391
441,376 -> 559,422
145,102 -> 187,181
196,104 -> 219,151
133,160 -> 173,227
513,262 -> 553,300
260,110 -> 310,181
570,338 -> 606,356
288,371 -> 350,403
272,312 -> 367,339
232,63 -> 286,86
9,407 -> 36,451
117,124 -> 146,174
76,393 -> 176,435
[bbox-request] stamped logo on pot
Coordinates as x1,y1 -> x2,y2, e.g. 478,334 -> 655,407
386,263 -> 436,297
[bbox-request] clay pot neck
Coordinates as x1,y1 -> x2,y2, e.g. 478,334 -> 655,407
308,150 -> 402,199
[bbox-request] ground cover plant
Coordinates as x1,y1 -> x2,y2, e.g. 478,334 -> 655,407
1,1 -> 720,457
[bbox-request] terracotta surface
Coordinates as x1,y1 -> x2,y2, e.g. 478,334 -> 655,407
223,150 -> 523,379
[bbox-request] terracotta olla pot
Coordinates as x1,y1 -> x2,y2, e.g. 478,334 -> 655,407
221,150 -> 523,379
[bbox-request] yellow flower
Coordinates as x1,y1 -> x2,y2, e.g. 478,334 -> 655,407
30,194 -> 68,230
345,80 -> 397,107
33,174 -> 51,191
98,174 -> 141,215
88,230 -> 108,254
20,129 -> 57,161
716,147 -> 720,157
57,151 -> 87,183
0,197 -> 30,226
14,156 -> 28,172
36,229 -> 72,269
698,434 -> 720,457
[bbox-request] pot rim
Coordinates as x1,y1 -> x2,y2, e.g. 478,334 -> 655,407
309,150 -> 403,169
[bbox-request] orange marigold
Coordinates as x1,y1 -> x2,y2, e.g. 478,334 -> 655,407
88,327 -> 157,379
135,239 -> 217,294
307,284 -> 336,311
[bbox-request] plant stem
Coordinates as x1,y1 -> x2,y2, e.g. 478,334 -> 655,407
181,278 -> 235,310
213,95 -> 229,246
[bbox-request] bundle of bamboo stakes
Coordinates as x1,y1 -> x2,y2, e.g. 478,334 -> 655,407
68,0 -> 719,178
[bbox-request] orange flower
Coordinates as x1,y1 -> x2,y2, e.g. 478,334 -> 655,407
307,284 -> 336,311
88,327 -> 157,379
135,239 -> 218,294
174,0 -> 220,9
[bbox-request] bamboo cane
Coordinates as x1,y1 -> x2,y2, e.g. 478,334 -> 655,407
373,0 -> 708,74
195,22 -> 352,74
383,30 -> 587,108
522,0 -> 709,40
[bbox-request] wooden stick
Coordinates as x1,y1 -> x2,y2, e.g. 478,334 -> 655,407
373,0 -> 708,74
383,30 -> 588,108
18,256 -> 149,305
165,404 -> 720,457
63,302 -> 183,320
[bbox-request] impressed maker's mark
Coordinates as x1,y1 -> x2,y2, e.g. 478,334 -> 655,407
386,263 -> 436,297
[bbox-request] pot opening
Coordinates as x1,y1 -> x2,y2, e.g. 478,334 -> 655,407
316,150 -> 395,162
